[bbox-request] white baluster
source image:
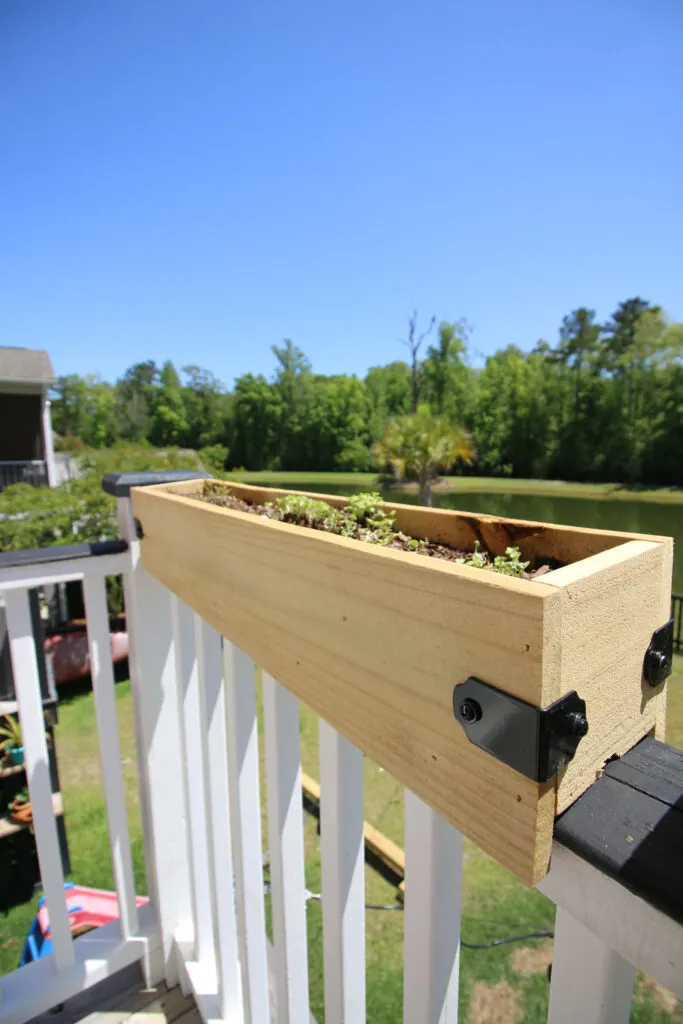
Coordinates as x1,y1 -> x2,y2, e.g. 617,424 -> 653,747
538,841 -> 683,1001
403,791 -> 463,1024
173,596 -> 215,969
547,908 -> 634,1024
224,642 -> 271,1023
172,593 -> 211,966
319,719 -> 366,1024
195,617 -> 243,1021
4,589 -> 74,970
117,495 -> 192,987
83,573 -> 138,939
263,672 -> 310,1024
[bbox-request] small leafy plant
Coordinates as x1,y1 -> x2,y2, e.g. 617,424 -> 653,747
0,715 -> 51,758
456,541 -> 529,577
266,492 -> 529,575
203,486 -> 537,577
0,716 -> 22,755
268,492 -> 402,547
10,787 -> 29,809
491,546 -> 530,577
272,494 -> 338,528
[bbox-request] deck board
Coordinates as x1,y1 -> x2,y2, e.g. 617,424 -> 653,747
28,963 -> 200,1024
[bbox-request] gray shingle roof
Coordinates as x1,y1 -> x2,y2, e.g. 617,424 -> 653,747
0,347 -> 55,384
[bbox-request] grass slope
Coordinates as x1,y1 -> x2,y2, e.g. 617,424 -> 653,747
1,660 -> 682,1020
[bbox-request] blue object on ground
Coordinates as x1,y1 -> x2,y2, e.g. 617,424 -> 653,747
19,882 -> 76,966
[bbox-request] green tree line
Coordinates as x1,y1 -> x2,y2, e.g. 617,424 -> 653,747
51,298 -> 683,486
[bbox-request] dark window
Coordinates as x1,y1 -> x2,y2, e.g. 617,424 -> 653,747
0,393 -> 43,460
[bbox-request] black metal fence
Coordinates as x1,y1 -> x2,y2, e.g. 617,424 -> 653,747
0,460 -> 48,492
673,594 -> 683,655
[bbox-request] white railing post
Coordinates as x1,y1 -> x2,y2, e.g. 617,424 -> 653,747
224,642 -> 271,1024
83,573 -> 138,940
195,616 -> 243,1022
172,596 -> 215,971
4,589 -> 74,971
117,494 -> 192,987
41,396 -> 56,488
403,791 -> 463,1024
538,843 -> 683,1001
263,672 -> 310,1024
547,908 -> 635,1024
319,719 -> 365,1024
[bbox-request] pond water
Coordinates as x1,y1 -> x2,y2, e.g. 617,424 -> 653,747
257,481 -> 683,593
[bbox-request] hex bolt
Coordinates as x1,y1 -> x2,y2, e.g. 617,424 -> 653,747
566,711 -> 588,737
458,698 -> 482,725
644,649 -> 670,688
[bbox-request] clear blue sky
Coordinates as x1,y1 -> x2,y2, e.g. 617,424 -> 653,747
1,1 -> 681,387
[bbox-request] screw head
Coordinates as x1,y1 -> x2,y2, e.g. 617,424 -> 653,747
566,711 -> 588,738
645,649 -> 670,687
459,698 -> 482,725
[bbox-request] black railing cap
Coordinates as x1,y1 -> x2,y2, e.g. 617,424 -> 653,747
0,539 -> 129,571
102,470 -> 211,497
555,737 -> 683,926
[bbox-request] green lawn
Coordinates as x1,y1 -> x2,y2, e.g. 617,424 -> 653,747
2,660 -> 682,1021
222,470 -> 683,505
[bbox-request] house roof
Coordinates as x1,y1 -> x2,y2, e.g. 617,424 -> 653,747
0,347 -> 56,385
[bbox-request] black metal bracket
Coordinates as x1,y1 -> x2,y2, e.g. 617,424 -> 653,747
452,677 -> 588,783
644,620 -> 674,687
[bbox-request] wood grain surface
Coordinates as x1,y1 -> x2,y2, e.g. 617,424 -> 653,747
131,480 -> 672,883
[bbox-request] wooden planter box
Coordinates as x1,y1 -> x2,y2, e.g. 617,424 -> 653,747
132,479 -> 673,884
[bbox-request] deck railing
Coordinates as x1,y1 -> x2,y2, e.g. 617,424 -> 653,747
0,460 -> 48,492
672,593 -> 682,654
0,473 -> 682,1024
0,538 -> 161,1024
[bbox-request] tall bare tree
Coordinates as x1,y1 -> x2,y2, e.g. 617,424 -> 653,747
402,310 -> 436,412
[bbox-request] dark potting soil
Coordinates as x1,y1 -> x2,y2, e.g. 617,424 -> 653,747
190,487 -> 559,581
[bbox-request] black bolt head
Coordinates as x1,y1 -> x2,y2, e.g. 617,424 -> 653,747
566,711 -> 589,738
459,698 -> 482,725
645,649 -> 670,687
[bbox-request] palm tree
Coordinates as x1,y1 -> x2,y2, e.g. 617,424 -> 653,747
373,406 -> 474,505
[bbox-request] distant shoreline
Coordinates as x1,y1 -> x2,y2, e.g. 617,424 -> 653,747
221,471 -> 683,505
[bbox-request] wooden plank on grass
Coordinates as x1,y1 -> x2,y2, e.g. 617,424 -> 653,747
301,772 -> 405,880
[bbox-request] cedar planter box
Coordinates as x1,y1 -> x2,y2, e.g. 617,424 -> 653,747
131,478 -> 673,884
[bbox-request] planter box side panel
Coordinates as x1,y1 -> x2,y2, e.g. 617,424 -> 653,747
132,485 -> 559,884
544,539 -> 672,814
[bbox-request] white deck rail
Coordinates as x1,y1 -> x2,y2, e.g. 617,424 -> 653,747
0,477 -> 682,1024
0,539 -> 161,1024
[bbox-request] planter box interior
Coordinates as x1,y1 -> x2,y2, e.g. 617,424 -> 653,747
131,479 -> 673,884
